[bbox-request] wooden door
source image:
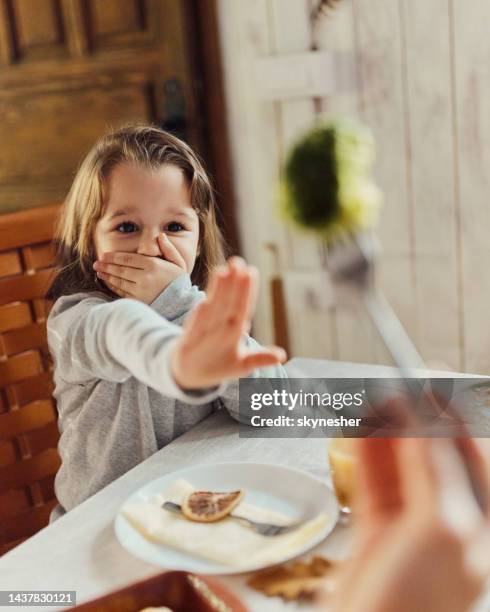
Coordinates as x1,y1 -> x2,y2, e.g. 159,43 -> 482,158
0,0 -> 207,214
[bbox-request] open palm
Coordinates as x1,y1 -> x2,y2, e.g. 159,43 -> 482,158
170,257 -> 287,390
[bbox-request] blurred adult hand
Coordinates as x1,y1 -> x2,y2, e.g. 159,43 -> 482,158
319,433 -> 490,612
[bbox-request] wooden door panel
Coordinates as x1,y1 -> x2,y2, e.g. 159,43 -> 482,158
0,0 -> 203,213
11,0 -> 66,61
0,84 -> 151,208
88,0 -> 147,41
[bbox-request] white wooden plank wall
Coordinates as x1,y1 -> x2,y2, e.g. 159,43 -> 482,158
353,0 -> 419,370
451,0 -> 490,375
217,0 -> 288,346
217,0 -> 490,375
268,0 -> 340,360
400,0 -> 461,370
314,0 -> 385,365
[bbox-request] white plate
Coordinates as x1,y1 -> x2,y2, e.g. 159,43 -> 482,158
114,462 -> 339,575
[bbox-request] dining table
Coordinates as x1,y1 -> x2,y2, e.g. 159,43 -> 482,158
1,358 -> 489,612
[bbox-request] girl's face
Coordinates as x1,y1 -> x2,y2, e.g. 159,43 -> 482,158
93,162 -> 200,273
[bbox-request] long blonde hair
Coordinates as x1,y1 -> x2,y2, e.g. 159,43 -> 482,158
47,125 -> 228,300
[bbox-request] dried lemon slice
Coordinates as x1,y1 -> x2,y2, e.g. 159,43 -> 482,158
181,490 -> 244,523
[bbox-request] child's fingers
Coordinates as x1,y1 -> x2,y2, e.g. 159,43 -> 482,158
182,300 -> 211,337
238,346 -> 287,373
230,266 -> 259,340
97,271 -> 135,295
99,251 -> 146,269
227,269 -> 254,340
220,257 -> 245,321
204,258 -> 259,337
206,259 -> 242,330
104,279 -> 133,299
157,234 -> 187,269
94,262 -> 139,283
221,262 -> 259,342
205,265 -> 227,304
244,266 -> 259,322
221,257 -> 257,334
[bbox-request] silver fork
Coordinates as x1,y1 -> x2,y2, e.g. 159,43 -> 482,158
321,232 -> 487,513
162,501 -> 303,536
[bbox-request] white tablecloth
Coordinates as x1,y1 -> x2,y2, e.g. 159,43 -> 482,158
1,359 -> 487,611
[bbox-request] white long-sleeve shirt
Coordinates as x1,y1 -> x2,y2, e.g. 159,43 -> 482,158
47,273 -> 287,521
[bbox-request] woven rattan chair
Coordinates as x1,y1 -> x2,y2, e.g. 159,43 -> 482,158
0,204 -> 61,555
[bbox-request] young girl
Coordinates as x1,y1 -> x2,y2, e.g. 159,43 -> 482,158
46,125 -> 288,522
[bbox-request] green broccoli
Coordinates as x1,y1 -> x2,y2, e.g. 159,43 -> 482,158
278,118 -> 383,240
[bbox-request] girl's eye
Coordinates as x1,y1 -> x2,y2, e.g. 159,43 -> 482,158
166,221 -> 185,232
115,221 -> 138,233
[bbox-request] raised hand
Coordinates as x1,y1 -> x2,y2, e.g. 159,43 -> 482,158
93,233 -> 186,303
170,256 -> 287,390
321,435 -> 490,612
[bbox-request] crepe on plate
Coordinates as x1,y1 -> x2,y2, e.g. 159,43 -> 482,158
122,479 -> 330,567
